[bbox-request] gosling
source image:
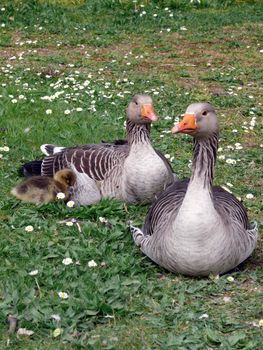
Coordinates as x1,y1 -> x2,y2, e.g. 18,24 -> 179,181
11,169 -> 76,204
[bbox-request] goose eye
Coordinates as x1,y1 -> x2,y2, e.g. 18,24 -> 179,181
202,111 -> 207,116
134,101 -> 138,105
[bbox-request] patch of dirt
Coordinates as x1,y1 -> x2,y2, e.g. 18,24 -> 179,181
0,48 -> 22,58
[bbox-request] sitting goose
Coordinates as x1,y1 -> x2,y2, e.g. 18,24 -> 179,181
22,95 -> 175,205
131,102 -> 258,276
11,169 -> 76,204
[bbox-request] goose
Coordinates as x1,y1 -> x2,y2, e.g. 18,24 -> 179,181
22,95 -> 175,205
11,169 -> 76,204
131,102 -> 258,276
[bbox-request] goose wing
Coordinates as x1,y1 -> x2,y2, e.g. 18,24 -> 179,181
143,179 -> 189,236
41,143 -> 129,181
212,186 -> 249,230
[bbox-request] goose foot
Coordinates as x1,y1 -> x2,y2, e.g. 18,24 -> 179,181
129,223 -> 145,247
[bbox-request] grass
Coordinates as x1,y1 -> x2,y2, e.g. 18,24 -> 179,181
0,0 -> 262,348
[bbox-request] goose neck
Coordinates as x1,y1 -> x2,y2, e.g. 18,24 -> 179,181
126,120 -> 151,145
190,133 -> 218,189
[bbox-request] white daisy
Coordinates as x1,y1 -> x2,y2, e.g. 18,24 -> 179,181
66,200 -> 75,208
56,192 -> 65,199
99,217 -> 108,224
28,269 -> 38,276
25,225 -> 34,232
88,260 -> 97,267
246,193 -> 254,199
51,314 -> 61,322
227,276 -> 234,282
58,292 -> 69,299
226,159 -> 236,165
218,155 -> 225,160
199,313 -> 209,319
62,258 -> 73,265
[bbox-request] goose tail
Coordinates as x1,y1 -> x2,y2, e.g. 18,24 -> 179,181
40,144 -> 65,156
21,160 -> 42,177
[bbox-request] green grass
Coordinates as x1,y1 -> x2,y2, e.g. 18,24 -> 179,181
0,0 -> 262,348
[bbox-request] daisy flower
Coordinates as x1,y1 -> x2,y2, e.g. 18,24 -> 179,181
218,155 -> 225,160
62,258 -> 73,265
99,217 -> 108,224
0,146 -> 10,152
227,276 -> 234,282
226,158 -> 236,165
51,314 -> 61,322
88,260 -> 97,267
66,200 -> 75,208
58,292 -> 69,299
56,192 -> 65,199
199,313 -> 209,319
25,225 -> 34,232
28,269 -> 38,276
246,193 -> 254,199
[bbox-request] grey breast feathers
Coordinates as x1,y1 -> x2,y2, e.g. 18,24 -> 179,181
143,179 -> 250,237
41,143 -> 129,180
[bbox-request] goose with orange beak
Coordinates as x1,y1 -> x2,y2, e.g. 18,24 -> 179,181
131,102 -> 258,276
22,95 -> 175,205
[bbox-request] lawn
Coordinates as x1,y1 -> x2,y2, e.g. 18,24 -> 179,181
0,0 -> 262,349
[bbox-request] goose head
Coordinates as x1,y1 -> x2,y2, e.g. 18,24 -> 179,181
127,95 -> 159,124
172,102 -> 218,138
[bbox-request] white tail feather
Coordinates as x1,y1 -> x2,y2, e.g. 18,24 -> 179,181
40,144 -> 65,156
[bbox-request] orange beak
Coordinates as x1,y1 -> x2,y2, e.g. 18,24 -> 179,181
140,104 -> 159,122
171,113 -> 197,134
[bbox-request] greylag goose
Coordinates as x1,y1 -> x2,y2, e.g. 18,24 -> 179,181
11,169 -> 76,204
22,95 -> 175,205
131,102 -> 258,276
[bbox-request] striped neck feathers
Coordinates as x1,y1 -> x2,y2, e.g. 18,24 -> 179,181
191,132 -> 218,189
126,119 -> 151,145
